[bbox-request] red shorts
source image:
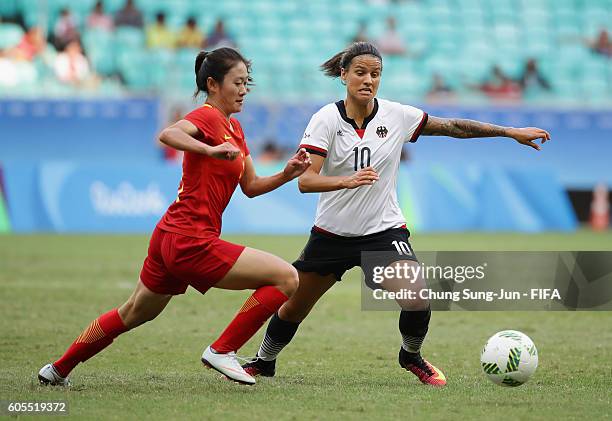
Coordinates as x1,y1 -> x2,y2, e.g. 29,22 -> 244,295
140,226 -> 245,295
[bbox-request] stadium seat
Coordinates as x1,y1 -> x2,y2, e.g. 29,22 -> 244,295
0,23 -> 24,50
83,29 -> 116,75
114,27 -> 145,57
0,0 -> 18,18
2,0 -> 611,105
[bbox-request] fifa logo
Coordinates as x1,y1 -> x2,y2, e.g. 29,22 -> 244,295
376,126 -> 388,138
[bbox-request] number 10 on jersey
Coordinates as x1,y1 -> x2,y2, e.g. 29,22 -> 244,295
353,147 -> 371,171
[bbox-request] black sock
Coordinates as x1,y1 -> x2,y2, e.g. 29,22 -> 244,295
257,312 -> 300,361
399,307 -> 431,353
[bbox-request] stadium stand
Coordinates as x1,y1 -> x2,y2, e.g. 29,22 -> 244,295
0,0 -> 610,103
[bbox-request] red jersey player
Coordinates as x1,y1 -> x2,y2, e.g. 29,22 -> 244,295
38,48 -> 311,386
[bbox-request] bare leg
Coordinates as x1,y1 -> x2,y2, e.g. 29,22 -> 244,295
379,260 -> 429,311
118,280 -> 173,329
214,247 -> 299,296
278,271 -> 336,322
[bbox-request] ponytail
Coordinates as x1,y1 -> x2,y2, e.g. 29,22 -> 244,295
321,51 -> 344,77
194,51 -> 210,98
320,42 -> 382,78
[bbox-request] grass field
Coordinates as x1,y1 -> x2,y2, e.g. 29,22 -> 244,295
1,231 -> 611,420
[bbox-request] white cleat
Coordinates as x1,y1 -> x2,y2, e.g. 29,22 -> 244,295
201,346 -> 256,385
38,364 -> 70,387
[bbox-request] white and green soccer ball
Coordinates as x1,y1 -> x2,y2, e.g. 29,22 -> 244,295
480,330 -> 538,387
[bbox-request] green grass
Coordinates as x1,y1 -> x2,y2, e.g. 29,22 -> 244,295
0,231 -> 611,420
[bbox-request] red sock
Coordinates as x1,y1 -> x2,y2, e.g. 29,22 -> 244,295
53,309 -> 128,377
211,286 -> 288,353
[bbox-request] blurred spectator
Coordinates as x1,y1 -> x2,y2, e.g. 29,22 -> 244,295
10,26 -> 46,61
177,17 -> 205,49
518,59 -> 550,92
376,17 -> 406,56
0,58 -> 20,87
115,0 -> 144,28
474,65 -> 522,101
589,29 -> 612,58
54,8 -> 79,49
426,73 -> 455,102
87,1 -> 114,32
146,12 -> 175,49
257,140 -> 284,164
351,21 -> 370,44
206,18 -> 236,49
54,39 -> 98,87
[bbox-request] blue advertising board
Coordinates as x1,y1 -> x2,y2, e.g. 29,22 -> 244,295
2,161 -> 575,234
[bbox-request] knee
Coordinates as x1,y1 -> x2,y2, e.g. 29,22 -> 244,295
275,265 -> 299,298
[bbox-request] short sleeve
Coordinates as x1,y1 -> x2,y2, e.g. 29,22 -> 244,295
183,107 -> 213,145
402,105 -> 428,143
298,110 -> 332,157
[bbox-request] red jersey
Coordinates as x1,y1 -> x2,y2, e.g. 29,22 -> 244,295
158,104 -> 249,238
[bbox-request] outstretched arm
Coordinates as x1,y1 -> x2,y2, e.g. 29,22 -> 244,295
240,148 -> 312,198
421,116 -> 551,150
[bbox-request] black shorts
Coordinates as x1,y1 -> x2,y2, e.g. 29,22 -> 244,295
293,226 -> 418,282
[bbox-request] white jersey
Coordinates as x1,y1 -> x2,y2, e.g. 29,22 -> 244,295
299,98 -> 427,236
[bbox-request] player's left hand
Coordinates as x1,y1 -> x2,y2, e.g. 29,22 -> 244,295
508,127 -> 551,151
283,148 -> 312,180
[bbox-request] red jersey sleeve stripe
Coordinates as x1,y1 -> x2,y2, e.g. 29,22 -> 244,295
299,144 -> 327,157
409,112 -> 428,143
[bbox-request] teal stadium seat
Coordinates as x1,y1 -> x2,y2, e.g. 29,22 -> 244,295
83,29 -> 116,75
4,0 -> 612,104
0,23 -> 24,50
114,26 -> 145,50
102,0 -> 127,14
0,0 -> 18,18
117,50 -> 151,90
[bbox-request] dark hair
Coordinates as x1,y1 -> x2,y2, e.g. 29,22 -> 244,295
321,42 -> 382,78
194,48 -> 252,98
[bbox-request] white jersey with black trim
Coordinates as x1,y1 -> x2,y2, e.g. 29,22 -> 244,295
299,98 -> 427,237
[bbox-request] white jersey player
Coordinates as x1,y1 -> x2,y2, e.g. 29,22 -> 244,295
300,98 -> 427,236
244,42 -> 551,387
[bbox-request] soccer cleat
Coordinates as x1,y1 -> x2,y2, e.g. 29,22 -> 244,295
38,364 -> 70,387
398,348 -> 446,387
201,346 -> 256,385
242,357 -> 276,377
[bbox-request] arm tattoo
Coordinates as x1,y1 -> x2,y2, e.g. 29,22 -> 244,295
421,116 -> 510,139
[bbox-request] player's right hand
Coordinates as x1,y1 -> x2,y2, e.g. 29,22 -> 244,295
208,142 -> 241,160
342,167 -> 379,189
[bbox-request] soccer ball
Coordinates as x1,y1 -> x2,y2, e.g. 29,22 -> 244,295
480,330 -> 538,387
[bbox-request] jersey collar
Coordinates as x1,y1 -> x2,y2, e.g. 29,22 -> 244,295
335,98 -> 379,130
